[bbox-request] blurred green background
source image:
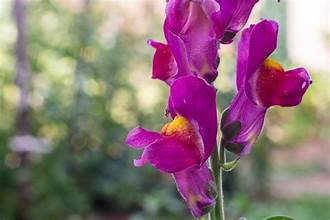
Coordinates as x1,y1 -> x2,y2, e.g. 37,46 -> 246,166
0,0 -> 329,219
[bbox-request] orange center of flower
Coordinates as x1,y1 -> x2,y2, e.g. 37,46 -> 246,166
262,58 -> 284,71
161,116 -> 194,135
254,58 -> 285,106
161,116 -> 200,145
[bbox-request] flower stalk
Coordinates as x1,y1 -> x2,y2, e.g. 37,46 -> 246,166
210,141 -> 225,220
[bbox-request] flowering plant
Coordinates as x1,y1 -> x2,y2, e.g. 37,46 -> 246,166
126,0 -> 311,219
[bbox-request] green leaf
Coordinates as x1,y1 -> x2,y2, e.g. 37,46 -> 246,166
263,215 -> 294,220
222,157 -> 240,172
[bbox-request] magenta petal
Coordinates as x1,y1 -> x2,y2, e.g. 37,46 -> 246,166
246,67 -> 312,107
223,66 -> 311,155
215,0 -> 259,44
145,137 -> 202,173
236,20 -> 278,90
133,150 -> 148,167
148,40 -> 178,84
173,164 -> 216,218
125,127 -> 162,149
272,68 -> 311,107
213,0 -> 237,36
164,28 -> 191,78
165,0 -> 219,34
169,75 -> 217,162
221,90 -> 266,155
164,0 -> 220,82
222,20 -> 312,156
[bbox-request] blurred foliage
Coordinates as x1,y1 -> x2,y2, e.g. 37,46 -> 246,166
228,195 -> 330,220
0,0 -> 329,220
0,0 -> 189,219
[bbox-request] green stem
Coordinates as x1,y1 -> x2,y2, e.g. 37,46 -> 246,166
210,142 -> 226,220
219,142 -> 225,220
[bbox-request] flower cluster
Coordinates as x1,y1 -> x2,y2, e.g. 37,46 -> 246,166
126,0 -> 311,218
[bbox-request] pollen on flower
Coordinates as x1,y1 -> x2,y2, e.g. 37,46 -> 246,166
161,116 -> 195,136
263,58 -> 284,71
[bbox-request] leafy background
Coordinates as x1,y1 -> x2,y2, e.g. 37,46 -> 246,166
0,0 -> 329,219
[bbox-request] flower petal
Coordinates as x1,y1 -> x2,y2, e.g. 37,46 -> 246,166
133,150 -> 148,167
125,127 -> 162,149
221,90 -> 266,155
223,66 -> 311,155
173,164 -> 217,218
164,0 -> 220,82
214,0 -> 259,44
236,20 -> 278,90
169,75 -> 218,161
148,40 -> 178,84
272,68 -> 311,107
164,28 -> 191,78
222,20 -> 312,156
145,137 -> 202,173
246,66 -> 312,107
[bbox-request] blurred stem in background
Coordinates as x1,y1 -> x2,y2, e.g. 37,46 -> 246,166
13,0 -> 31,219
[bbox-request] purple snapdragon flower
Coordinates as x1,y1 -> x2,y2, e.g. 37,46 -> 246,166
221,20 -> 312,155
126,75 -> 218,217
149,0 -> 259,84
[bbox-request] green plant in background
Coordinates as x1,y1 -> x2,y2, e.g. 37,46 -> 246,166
0,0 -> 189,219
0,1 -> 329,220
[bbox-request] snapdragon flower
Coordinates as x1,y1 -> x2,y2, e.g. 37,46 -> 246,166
149,0 -> 259,84
126,75 -> 218,217
221,20 -> 312,155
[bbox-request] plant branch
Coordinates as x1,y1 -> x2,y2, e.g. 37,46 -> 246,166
210,142 -> 225,220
